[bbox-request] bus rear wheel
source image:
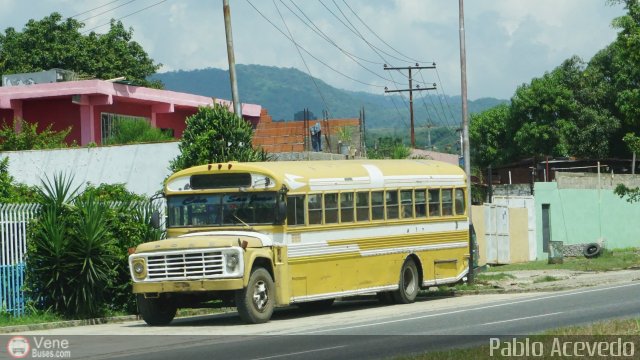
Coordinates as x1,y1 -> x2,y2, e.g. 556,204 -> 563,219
137,294 -> 177,326
235,267 -> 275,324
392,258 -> 419,304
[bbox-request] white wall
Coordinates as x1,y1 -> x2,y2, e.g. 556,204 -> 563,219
2,143 -> 350,197
2,142 -> 180,196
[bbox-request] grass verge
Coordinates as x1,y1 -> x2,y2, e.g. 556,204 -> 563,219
485,248 -> 640,272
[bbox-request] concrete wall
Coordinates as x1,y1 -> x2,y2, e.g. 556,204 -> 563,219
534,172 -> 640,259
1,144 -> 349,196
2,142 -> 181,196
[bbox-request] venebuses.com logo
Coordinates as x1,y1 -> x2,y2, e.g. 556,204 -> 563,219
5,335 -> 71,359
6,336 -> 30,359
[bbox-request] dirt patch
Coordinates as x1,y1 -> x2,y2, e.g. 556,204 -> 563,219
479,269 -> 640,292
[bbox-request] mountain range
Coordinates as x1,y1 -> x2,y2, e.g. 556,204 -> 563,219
152,64 -> 506,131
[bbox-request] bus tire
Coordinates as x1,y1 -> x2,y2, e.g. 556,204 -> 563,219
392,258 -> 419,304
235,267 -> 275,324
137,294 -> 177,326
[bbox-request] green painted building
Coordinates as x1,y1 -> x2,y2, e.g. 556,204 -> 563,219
534,172 -> 640,259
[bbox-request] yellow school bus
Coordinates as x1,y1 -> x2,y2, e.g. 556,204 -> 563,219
129,159 -> 470,325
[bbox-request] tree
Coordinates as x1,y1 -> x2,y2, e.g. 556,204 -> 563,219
614,132 -> 640,202
470,55 -> 620,167
0,12 -> 161,87
169,104 -> 269,172
469,103 -> 510,168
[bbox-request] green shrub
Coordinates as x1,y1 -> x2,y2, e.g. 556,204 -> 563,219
0,118 -> 71,151
0,157 -> 39,203
103,118 -> 173,145
26,175 -> 164,318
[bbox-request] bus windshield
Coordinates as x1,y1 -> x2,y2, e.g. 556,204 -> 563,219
167,192 -> 278,227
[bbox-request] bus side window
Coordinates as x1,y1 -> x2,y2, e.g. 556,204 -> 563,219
400,189 -> 413,218
340,192 -> 354,223
308,194 -> 323,225
356,192 -> 370,222
287,195 -> 305,226
386,190 -> 399,220
371,191 -> 384,220
455,188 -> 466,215
415,190 -> 427,217
429,189 -> 441,217
442,189 -> 453,216
325,193 -> 339,224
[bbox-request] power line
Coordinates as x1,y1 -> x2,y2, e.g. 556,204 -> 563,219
79,0 -> 137,23
384,64 -> 436,148
323,0 -> 414,65
69,0 -> 126,19
272,0 -> 332,116
340,0 -> 434,65
435,68 -> 459,123
319,0 -> 412,112
245,0 -> 386,89
288,0 -> 384,66
279,0 -> 392,83
82,0 -> 167,34
387,94 -> 410,129
418,69 -> 457,130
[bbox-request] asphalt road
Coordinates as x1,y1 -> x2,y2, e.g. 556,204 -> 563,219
3,282 -> 639,359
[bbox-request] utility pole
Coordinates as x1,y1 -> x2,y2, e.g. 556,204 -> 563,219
426,121 -> 433,150
384,64 -> 436,148
223,0 -> 241,116
459,0 -> 474,284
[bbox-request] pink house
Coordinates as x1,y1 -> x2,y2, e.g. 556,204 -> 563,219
0,80 -> 262,146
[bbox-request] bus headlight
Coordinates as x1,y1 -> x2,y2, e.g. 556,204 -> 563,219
131,259 -> 147,280
225,252 -> 239,271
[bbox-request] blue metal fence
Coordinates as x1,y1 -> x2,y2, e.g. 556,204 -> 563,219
0,203 -> 39,316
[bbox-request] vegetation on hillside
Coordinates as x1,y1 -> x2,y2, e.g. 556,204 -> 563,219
153,64 -> 505,150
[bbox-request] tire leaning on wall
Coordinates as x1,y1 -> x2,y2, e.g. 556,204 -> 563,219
583,243 -> 602,259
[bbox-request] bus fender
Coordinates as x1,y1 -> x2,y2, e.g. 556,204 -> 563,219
242,248 -> 275,286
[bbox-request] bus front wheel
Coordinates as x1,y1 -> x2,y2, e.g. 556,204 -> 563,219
137,294 -> 177,326
235,267 -> 275,324
392,258 -> 419,304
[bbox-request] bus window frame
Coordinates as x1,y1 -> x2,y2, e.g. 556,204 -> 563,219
428,188 -> 442,217
371,190 -> 385,221
455,188 -> 466,216
339,191 -> 355,223
400,189 -> 414,219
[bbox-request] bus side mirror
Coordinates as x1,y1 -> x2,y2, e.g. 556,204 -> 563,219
150,210 -> 161,229
275,201 -> 287,224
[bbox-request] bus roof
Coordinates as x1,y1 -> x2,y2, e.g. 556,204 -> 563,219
167,159 -> 466,193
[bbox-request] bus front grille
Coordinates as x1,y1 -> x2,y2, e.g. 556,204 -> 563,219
146,251 -> 224,280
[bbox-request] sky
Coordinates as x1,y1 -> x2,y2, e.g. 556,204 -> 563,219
0,0 -> 626,100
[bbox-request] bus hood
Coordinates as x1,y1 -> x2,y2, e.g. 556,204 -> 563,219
134,231 -> 272,253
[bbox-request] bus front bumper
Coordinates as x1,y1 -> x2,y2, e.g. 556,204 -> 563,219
132,278 -> 244,293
